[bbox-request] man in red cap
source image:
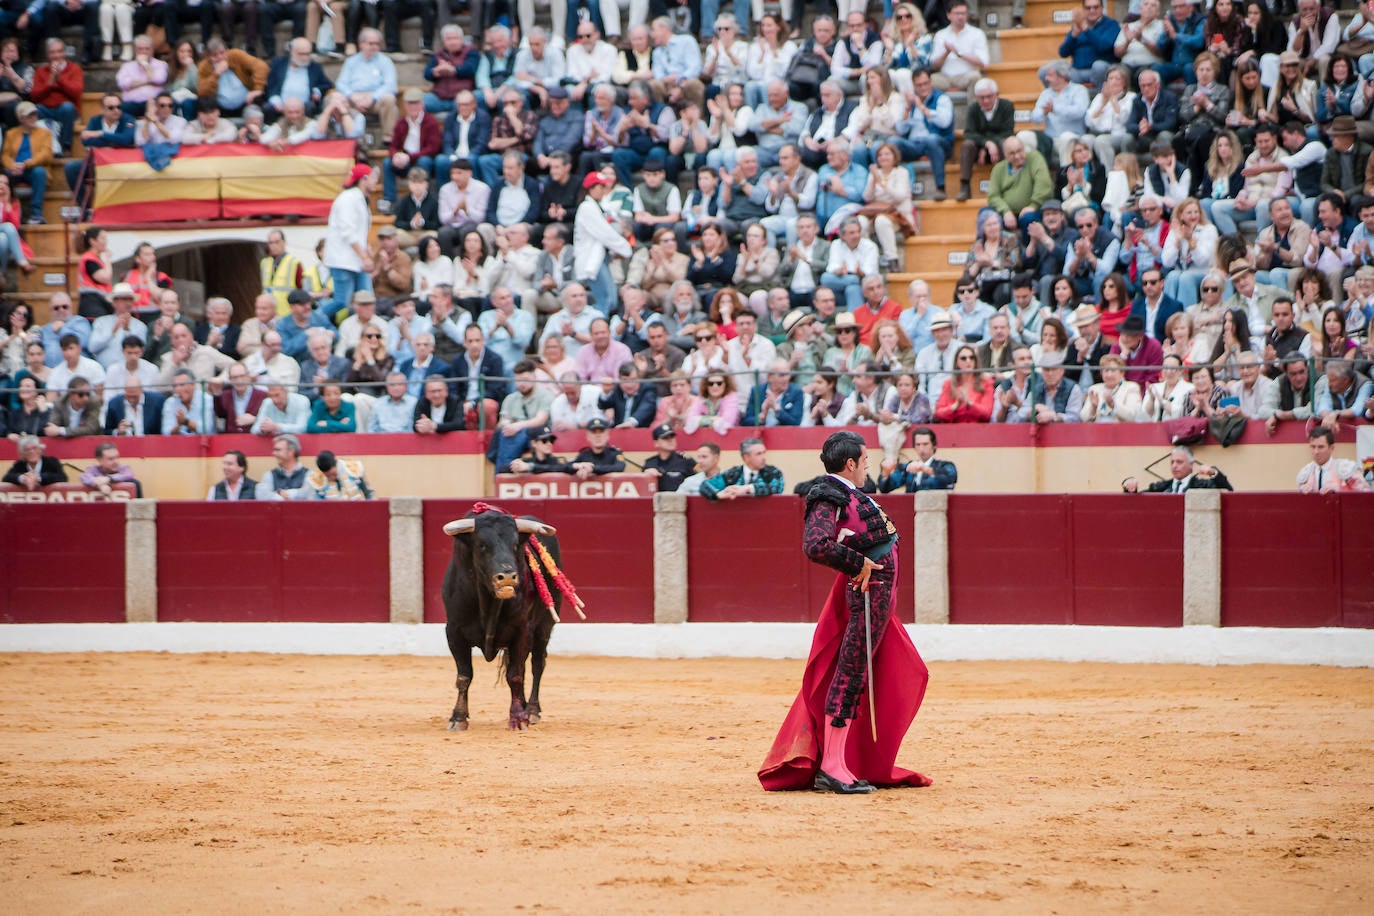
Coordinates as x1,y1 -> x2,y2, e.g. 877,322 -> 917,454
573,170 -> 632,317
322,164 -> 378,320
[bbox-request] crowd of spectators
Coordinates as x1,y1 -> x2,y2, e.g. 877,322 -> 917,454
0,0 -> 1372,495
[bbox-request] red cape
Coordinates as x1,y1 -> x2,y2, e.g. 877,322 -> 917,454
757,559 -> 932,791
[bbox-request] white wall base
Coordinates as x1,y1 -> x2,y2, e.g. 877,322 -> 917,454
1,623 -> 1371,667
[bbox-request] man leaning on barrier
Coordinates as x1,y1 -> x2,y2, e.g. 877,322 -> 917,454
1122,446 -> 1232,493
700,436 -> 783,500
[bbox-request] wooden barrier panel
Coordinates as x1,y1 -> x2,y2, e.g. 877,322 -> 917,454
949,495 -> 1072,624
0,503 -> 126,623
1222,494 -> 1345,628
156,502 -> 391,622
1069,496 -> 1184,627
685,495 -> 916,624
948,495 -> 1185,626
1341,498 -> 1374,629
420,500 -> 655,624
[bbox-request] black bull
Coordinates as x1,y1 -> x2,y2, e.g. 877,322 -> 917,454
441,511 -> 563,731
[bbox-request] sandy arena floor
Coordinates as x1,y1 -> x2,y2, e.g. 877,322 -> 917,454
1,652 -> 1371,913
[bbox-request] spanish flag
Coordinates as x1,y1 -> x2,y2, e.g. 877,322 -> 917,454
91,141 -> 357,224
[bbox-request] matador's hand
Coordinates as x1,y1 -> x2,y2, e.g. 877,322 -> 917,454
852,558 -> 884,593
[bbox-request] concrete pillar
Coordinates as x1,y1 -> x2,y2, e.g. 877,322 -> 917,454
653,492 -> 688,624
1182,489 -> 1222,627
125,499 -> 158,623
389,497 -> 424,625
913,490 -> 950,625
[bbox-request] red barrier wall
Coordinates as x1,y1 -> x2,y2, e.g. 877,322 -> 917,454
420,500 -> 655,625
0,504 -> 126,623
684,495 -> 915,623
1221,494 -> 1374,628
948,495 -> 1185,626
156,502 -> 391,622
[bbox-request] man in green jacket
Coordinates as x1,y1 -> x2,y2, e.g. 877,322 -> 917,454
987,135 -> 1052,239
957,78 -> 1015,202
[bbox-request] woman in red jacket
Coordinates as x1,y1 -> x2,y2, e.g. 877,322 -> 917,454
934,344 -> 994,423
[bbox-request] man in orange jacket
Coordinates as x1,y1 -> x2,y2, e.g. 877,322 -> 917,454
2,103 -> 54,224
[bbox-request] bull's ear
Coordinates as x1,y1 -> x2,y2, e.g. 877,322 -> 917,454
443,519 -> 476,536
515,519 -> 557,537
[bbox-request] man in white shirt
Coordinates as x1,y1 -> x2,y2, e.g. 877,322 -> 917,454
252,381 -> 311,435
549,371 -> 605,430
511,27 -> 566,108
840,364 -> 891,426
487,223 -> 540,305
1296,425 -> 1371,492
136,92 -> 188,146
478,286 -> 535,370
564,22 -> 619,104
436,91 -> 485,177
88,283 -> 149,367
760,143 -> 818,247
242,330 -> 303,388
799,81 -> 852,170
181,98 -> 239,144
539,282 -> 606,359
387,297 -> 433,364
725,310 -> 777,410
573,170 -> 634,315
48,333 -> 107,397
104,336 -> 160,392
930,0 -> 989,91
323,163 -> 377,320
1229,351 -> 1278,421
784,213 -> 828,310
820,218 -> 881,311
367,372 -> 418,433
261,96 -> 317,149
207,450 -> 256,501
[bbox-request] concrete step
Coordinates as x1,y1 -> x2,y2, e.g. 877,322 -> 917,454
1021,0 -> 1081,29
901,235 -> 976,274
985,61 -> 1046,97
914,199 -> 993,235
887,269 -> 965,307
994,26 -> 1067,62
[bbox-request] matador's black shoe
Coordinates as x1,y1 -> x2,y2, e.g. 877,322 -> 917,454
814,770 -> 877,794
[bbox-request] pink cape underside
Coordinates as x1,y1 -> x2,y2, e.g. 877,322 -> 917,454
757,559 -> 932,791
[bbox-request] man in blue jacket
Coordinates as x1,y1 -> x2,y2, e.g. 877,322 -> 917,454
598,363 -> 659,429
1044,0 -> 1120,88
744,359 -> 805,426
65,93 -> 135,206
1154,0 -> 1205,86
264,37 -> 333,120
878,426 -> 957,492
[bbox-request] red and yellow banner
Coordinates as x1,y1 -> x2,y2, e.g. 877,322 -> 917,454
91,140 -> 357,224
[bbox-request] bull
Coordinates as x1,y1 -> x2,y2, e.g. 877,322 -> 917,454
441,509 -> 562,731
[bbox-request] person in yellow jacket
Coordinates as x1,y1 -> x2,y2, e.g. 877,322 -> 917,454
300,450 -> 373,500
260,228 -> 305,316
2,104 -> 54,225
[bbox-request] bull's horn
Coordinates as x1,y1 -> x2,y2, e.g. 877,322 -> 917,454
515,519 -> 557,536
443,519 -> 476,536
